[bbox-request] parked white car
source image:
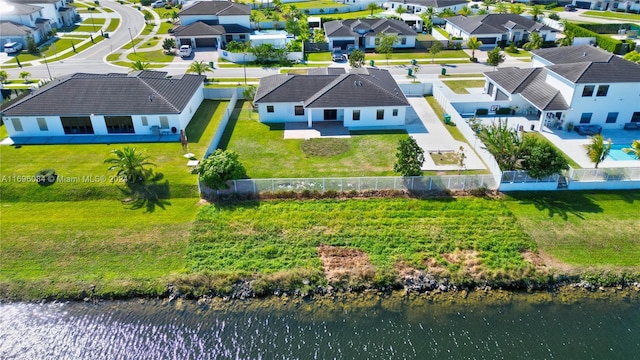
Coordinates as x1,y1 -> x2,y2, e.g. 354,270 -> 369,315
4,42 -> 23,54
179,45 -> 192,58
152,0 -> 165,8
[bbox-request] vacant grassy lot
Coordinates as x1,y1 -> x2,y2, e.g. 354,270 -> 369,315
442,80 -> 486,94
126,50 -> 174,62
187,198 -> 535,282
504,191 -> 640,268
583,10 -> 640,21
223,102 -> 408,178
0,100 -> 226,202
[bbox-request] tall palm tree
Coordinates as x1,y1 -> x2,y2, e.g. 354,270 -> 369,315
585,134 -> 612,169
623,140 -> 640,159
396,5 -> 407,15
458,5 -> 472,16
130,60 -> 150,72
523,31 -> 543,50
367,2 -> 378,17
467,36 -> 482,59
104,147 -> 156,183
187,60 -> 213,76
530,5 -> 544,21
438,8 -> 456,18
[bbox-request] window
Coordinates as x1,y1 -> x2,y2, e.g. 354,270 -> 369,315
11,118 -> 23,132
159,116 -> 169,129
596,85 -> 609,97
582,85 -> 595,97
239,34 -> 246,40
225,35 -> 233,43
61,116 -> 94,134
631,112 -> 640,123
37,118 -> 48,131
267,105 -> 274,113
401,37 -> 406,45
392,109 -> 398,116
141,116 -> 148,126
580,113 -> 592,124
105,116 -> 135,134
376,109 -> 384,120
606,112 -> 618,123
294,105 -> 304,116
353,110 -> 360,121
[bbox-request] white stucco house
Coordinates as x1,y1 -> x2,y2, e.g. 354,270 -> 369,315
172,0 -> 251,48
254,67 -> 409,129
384,0 -> 468,14
571,0 -> 640,11
323,18 -> 416,50
1,2 -> 52,47
8,0 -> 78,29
482,45 -> 640,131
445,14 -> 557,47
1,71 -> 205,142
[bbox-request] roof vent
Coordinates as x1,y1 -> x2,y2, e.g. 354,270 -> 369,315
149,95 -> 154,102
583,52 -> 587,56
358,81 -> 362,87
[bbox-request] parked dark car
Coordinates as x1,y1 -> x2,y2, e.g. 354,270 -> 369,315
574,124 -> 602,136
564,4 -> 577,11
332,48 -> 345,62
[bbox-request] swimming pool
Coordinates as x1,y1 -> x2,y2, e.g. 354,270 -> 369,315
607,144 -> 639,161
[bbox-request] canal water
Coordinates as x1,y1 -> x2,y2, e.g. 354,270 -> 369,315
1,290 -> 639,359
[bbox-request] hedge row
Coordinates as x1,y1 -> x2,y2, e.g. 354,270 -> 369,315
578,23 -> 639,34
564,23 -> 628,54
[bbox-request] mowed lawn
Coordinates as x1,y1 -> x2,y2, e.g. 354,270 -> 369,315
442,80 -> 486,94
223,102 -> 409,178
187,197 -> 536,279
504,191 -> 640,268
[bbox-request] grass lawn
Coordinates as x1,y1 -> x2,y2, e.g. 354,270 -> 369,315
583,10 -> 640,21
442,80 -> 486,94
505,49 -> 532,58
439,73 -> 485,78
81,18 -> 106,26
0,100 -> 226,203
187,198 -> 536,284
126,50 -> 174,62
105,18 -> 121,33
307,50 -> 468,62
158,22 -> 174,35
223,102 -> 409,178
287,0 -> 347,9
504,191 -> 640,268
138,39 -> 160,49
327,9 -> 384,19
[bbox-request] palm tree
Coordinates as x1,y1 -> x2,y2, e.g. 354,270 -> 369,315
424,6 -> 435,20
438,8 -> 456,18
510,3 -> 524,14
530,5 -> 544,21
585,134 -> 612,169
623,140 -> 640,159
0,70 -> 9,83
396,5 -> 407,15
523,32 -> 543,50
557,30 -> 574,46
477,118 -> 521,170
129,60 -> 150,72
458,5 -> 472,16
467,36 -> 482,60
163,10 -> 179,23
495,2 -> 508,14
19,71 -> 31,83
367,2 -> 378,17
104,147 -> 156,183
187,60 -> 213,75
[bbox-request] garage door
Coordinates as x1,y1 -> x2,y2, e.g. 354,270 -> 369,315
332,40 -> 355,50
179,38 -> 191,46
575,1 -> 591,9
477,37 -> 497,45
195,37 -> 217,48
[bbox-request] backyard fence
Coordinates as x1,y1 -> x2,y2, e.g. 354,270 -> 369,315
199,175 -> 497,197
204,90 -> 239,157
501,171 -> 560,183
566,167 -> 640,182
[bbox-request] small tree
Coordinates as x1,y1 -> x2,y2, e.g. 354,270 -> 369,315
129,60 -> 150,72
458,5 -> 472,16
243,84 -> 257,107
162,38 -> 176,54
187,60 -> 213,75
510,3 -> 524,14
486,47 -> 505,69
396,5 -> 407,15
585,134 -> 612,169
26,36 -> 38,54
477,119 -> 521,170
623,140 -> 640,159
19,71 -> 31,83
523,32 -> 543,50
0,70 -> 8,84
466,36 -> 482,61
367,2 -> 378,17
495,2 -> 508,14
530,5 -> 544,21
520,135 -> 569,178
394,137 -> 425,177
312,28 -> 325,43
438,8 -> 455,18
198,149 -> 247,189
349,49 -> 365,68
429,41 -> 442,63
104,147 -> 156,183
163,10 -> 179,23
376,33 -> 399,65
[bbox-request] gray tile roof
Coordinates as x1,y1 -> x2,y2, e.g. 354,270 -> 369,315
307,67 -> 347,75
531,45 -> 612,64
446,14 -> 555,35
324,18 -> 416,38
178,1 -> 250,16
4,2 -> 43,16
172,21 -> 250,37
2,71 -> 205,117
485,67 -> 569,110
9,0 -> 61,4
254,68 -> 409,108
0,21 -> 35,36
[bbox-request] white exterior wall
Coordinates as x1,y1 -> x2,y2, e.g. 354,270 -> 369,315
219,15 -> 250,28
37,1 -> 66,28
178,84 -> 205,129
180,14 -> 218,26
4,12 -> 39,27
3,115 -> 63,137
531,55 -> 553,67
257,102 -> 302,123
567,82 -> 640,129
544,72 -> 576,106
363,34 -> 415,48
342,106 -> 406,127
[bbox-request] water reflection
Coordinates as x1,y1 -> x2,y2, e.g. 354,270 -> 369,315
1,291 -> 639,359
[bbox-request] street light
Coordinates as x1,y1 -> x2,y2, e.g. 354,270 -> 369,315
89,9 -> 96,32
128,27 -> 136,55
43,55 -> 52,80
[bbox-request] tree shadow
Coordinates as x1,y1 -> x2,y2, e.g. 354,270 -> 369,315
119,172 -> 171,212
505,191 -> 603,220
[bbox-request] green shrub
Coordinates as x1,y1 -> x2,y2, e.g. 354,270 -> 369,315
564,23 -> 627,54
496,107 -> 513,115
475,108 -> 489,116
35,169 -> 57,186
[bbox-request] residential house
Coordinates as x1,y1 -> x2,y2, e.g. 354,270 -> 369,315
445,14 -> 556,47
1,71 -> 205,141
323,18 -> 416,50
8,0 -> 78,28
1,2 -> 52,46
172,0 -> 251,48
482,45 -> 640,131
384,0 -> 468,15
0,22 -> 44,48
254,67 -> 409,128
571,0 -> 640,11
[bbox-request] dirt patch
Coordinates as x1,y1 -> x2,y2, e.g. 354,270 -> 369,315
317,244 -> 375,285
521,250 -> 577,274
